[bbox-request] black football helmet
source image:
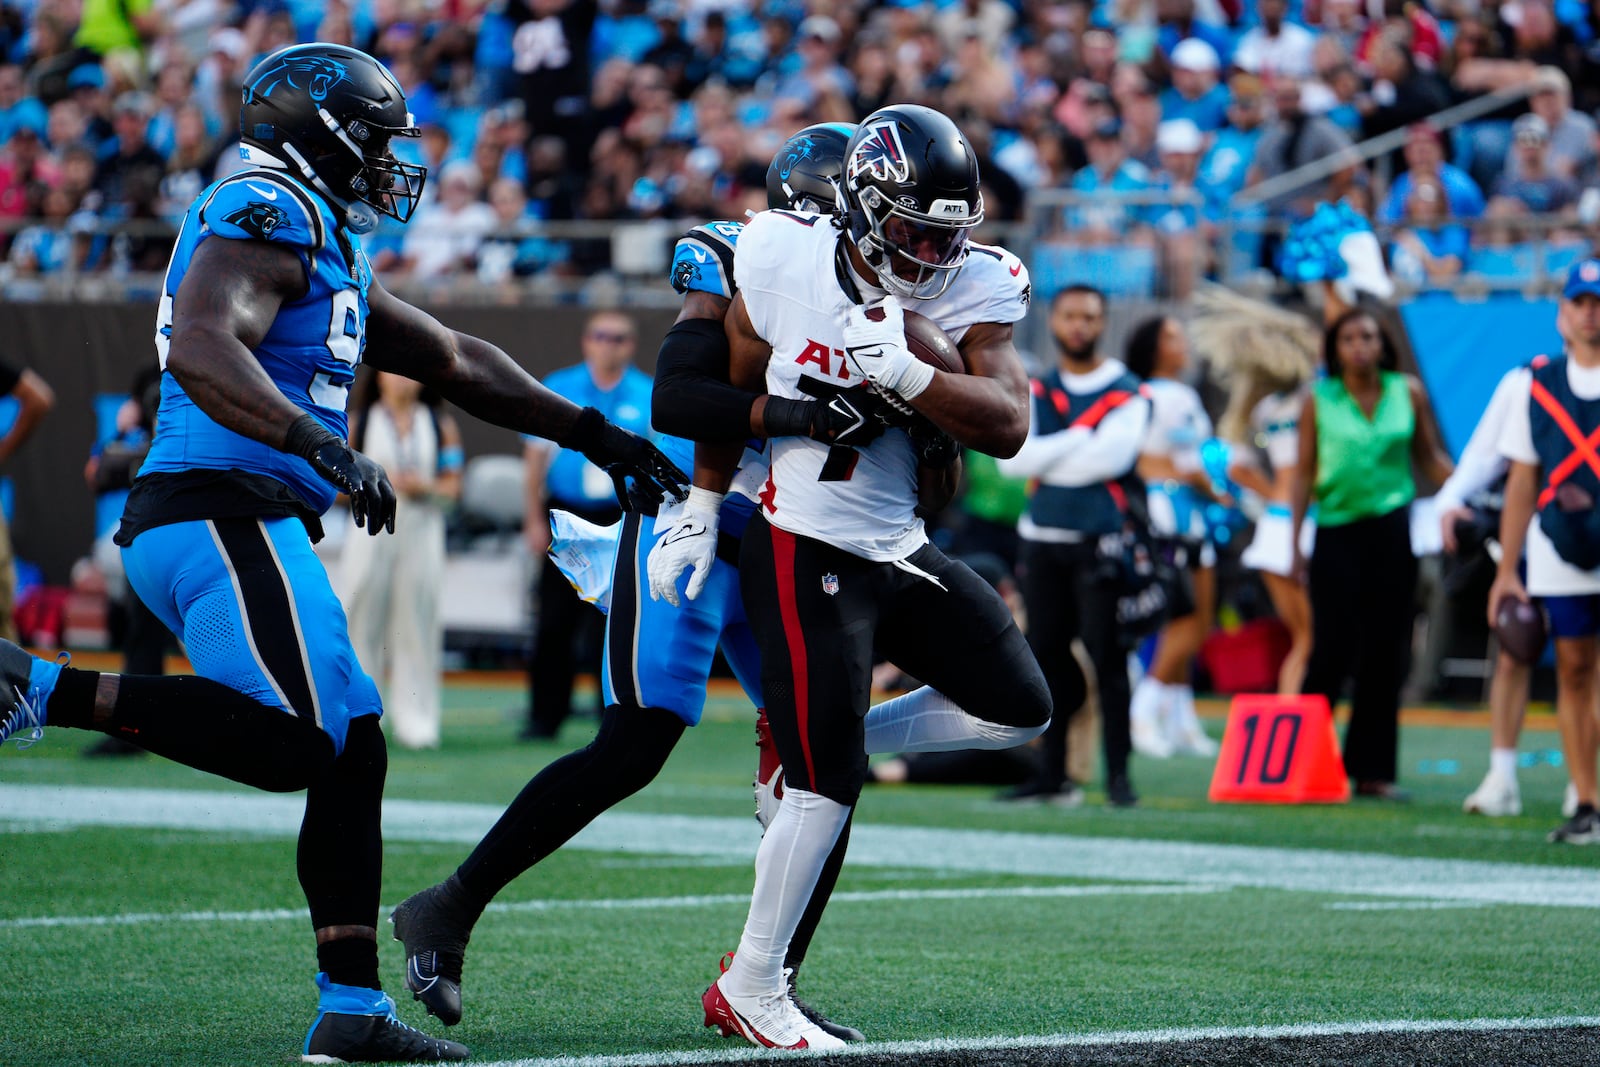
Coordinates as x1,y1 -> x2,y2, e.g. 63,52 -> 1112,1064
240,43 -> 426,232
840,104 -> 984,300
766,122 -> 856,213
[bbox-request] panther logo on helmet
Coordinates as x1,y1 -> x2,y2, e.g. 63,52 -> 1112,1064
247,55 -> 350,104
848,122 -> 911,186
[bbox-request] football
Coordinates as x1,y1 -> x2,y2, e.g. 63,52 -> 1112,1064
1493,596 -> 1547,665
863,305 -> 967,374
903,309 -> 966,375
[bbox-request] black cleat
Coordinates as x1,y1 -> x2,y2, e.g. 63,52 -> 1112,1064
1106,774 -> 1139,808
302,1006 -> 469,1063
391,878 -> 476,1026
788,969 -> 865,1043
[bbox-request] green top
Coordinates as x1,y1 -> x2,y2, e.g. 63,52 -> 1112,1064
960,450 -> 1029,525
1312,372 -> 1416,528
74,0 -> 153,56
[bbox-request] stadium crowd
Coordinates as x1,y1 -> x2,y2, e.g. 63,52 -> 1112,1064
0,0 -> 1597,294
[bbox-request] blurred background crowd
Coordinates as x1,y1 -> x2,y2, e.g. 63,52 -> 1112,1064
0,0 -> 1597,300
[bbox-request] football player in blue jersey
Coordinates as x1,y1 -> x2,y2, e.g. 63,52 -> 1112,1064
0,43 -> 685,1065
391,123 -> 885,1043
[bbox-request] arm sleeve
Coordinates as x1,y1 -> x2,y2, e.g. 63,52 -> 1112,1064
650,317 -> 757,443
1044,397 -> 1153,486
1434,368 -> 1522,511
1496,369 -> 1538,466
996,391 -> 1082,478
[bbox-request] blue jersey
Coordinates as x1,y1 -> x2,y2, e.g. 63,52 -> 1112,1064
537,363 -> 655,508
140,168 -> 370,515
659,220 -> 744,475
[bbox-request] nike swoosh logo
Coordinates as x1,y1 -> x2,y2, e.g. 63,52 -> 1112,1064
245,182 -> 279,201
662,522 -> 709,546
692,249 -> 709,262
1009,263 -> 1021,276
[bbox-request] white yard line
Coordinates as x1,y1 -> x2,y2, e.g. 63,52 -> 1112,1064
6,784 -> 1600,911
0,882 -> 1224,931
421,1015 -> 1600,1067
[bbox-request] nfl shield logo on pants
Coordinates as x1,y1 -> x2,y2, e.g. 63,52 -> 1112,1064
821,573 -> 840,596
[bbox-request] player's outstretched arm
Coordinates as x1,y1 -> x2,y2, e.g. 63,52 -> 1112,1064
364,278 -> 687,507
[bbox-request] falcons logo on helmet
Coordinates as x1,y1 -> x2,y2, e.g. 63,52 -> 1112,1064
848,121 -> 911,186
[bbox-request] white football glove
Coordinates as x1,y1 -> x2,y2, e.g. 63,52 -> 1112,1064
646,486 -> 724,607
842,295 -> 935,400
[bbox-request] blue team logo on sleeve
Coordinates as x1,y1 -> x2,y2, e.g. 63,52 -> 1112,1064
669,221 -> 741,299
222,201 -> 289,241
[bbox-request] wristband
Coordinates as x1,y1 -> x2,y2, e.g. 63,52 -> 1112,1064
686,485 -> 726,516
283,413 -> 341,459
891,358 -> 936,400
761,397 -> 818,438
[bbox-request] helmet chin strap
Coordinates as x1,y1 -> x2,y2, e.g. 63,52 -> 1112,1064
274,141 -> 378,234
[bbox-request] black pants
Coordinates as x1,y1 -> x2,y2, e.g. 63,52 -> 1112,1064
740,516 -> 1050,806
527,503 -> 618,737
1017,538 -> 1131,787
1303,506 -> 1417,784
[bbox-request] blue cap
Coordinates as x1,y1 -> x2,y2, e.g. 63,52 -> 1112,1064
1565,258 -> 1600,300
67,64 -> 104,90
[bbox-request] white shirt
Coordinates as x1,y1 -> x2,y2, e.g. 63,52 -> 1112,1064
1498,357 -> 1600,594
736,208 -> 1031,562
1249,388 -> 1306,473
1434,366 -> 1523,514
998,359 -> 1151,488
1232,22 -> 1318,80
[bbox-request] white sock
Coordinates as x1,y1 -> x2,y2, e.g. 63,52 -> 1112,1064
863,685 -> 1046,754
1173,685 -> 1197,728
1489,748 -> 1518,779
1130,677 -> 1167,729
721,787 -> 850,998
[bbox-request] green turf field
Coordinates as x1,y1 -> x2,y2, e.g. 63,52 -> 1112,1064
3,683 -> 1598,1066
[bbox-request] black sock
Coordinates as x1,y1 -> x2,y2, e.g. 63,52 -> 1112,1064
455,705 -> 684,909
1578,802 -> 1597,818
83,674 -> 334,791
44,666 -> 99,729
318,936 -> 381,992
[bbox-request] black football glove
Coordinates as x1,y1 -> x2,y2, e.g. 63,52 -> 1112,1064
566,406 -> 689,511
909,421 -> 961,468
764,392 -> 890,447
285,414 -> 397,535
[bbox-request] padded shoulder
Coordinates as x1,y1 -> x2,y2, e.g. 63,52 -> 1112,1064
670,220 -> 744,298
200,170 -> 327,251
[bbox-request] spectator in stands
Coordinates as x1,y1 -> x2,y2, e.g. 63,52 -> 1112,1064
1388,175 -> 1470,286
1156,0 -> 1234,68
0,359 -> 50,641
44,98 -> 86,155
1378,124 -> 1486,224
936,0 -> 1015,55
1489,113 -> 1580,219
1357,33 -> 1453,149
156,104 -> 220,225
1317,0 -> 1370,56
1247,78 -> 1358,221
24,12 -> 81,105
7,182 -> 91,282
1513,66 -> 1598,184
768,16 -> 853,113
1115,65 -> 1164,170
144,62 -> 194,162
1161,38 -> 1229,132
1291,309 -> 1454,801
1309,37 -> 1366,135
476,177 -> 564,294
944,30 -> 1017,126
520,310 -> 651,741
394,160 -> 496,283
66,63 -> 113,156
340,371 -> 463,752
1149,118 -> 1210,297
0,125 -> 57,230
1201,73 -> 1268,204
1234,0 -> 1317,80
94,92 -> 164,215
641,2 -> 694,97
0,63 -> 46,144
1068,117 -> 1154,246
73,0 -> 162,61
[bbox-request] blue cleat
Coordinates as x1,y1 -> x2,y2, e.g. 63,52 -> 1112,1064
0,640 -> 64,751
302,973 -> 468,1063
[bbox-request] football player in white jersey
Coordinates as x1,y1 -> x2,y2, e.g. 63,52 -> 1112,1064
649,104 -> 1052,1051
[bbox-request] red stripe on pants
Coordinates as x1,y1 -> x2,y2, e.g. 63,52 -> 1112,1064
769,526 -> 815,789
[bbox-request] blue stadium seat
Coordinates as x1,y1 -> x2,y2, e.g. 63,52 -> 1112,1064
1031,244 -> 1159,297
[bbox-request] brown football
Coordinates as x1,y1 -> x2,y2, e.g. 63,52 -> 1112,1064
863,306 -> 967,374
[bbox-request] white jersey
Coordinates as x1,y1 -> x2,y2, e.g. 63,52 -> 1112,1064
1143,378 -> 1212,474
735,208 -> 1031,561
1250,388 -> 1306,473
